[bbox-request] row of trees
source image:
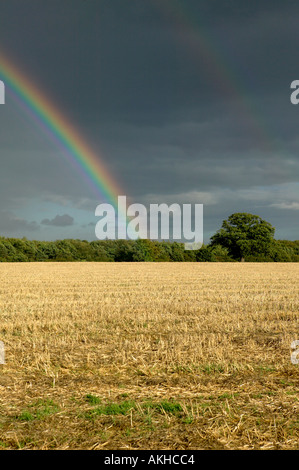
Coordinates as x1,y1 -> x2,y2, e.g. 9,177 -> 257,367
0,213 -> 298,262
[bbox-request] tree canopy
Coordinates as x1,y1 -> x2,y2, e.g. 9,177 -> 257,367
210,213 -> 276,261
0,212 -> 298,262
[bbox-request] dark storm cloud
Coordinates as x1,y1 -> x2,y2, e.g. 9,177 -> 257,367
0,211 -> 39,234
41,214 -> 74,227
2,0 -> 298,125
0,0 -> 298,240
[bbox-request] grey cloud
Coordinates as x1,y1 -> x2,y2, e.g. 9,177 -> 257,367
0,211 -> 39,235
0,0 -> 298,241
270,202 -> 299,210
41,214 -> 74,227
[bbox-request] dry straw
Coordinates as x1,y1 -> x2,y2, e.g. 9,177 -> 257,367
0,262 -> 298,449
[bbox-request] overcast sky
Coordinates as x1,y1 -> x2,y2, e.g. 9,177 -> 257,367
0,0 -> 298,242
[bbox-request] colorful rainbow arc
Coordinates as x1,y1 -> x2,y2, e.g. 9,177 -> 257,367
154,0 -> 277,154
0,51 -> 126,214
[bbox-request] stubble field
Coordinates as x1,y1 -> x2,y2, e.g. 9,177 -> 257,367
0,261 -> 298,450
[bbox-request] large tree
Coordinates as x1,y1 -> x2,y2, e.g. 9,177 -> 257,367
210,213 -> 275,261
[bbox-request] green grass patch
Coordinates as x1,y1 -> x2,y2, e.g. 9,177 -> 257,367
84,398 -> 185,420
217,392 -> 238,400
182,415 -> 194,424
201,363 -> 225,374
85,394 -> 102,405
16,399 -> 60,422
142,399 -> 183,415
84,399 -> 136,419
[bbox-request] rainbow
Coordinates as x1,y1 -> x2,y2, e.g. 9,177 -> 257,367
154,0 -> 276,154
0,50 -> 127,213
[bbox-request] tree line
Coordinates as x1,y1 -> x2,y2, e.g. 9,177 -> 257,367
0,213 -> 298,262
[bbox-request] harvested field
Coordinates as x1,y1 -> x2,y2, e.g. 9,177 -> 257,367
0,262 -> 298,450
